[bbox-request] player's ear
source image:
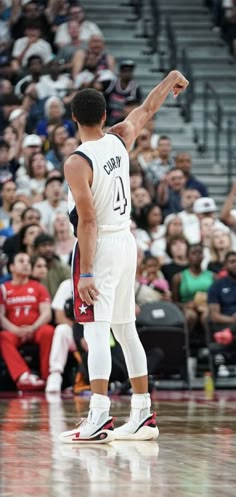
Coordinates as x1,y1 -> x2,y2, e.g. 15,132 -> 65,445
72,113 -> 77,123
102,110 -> 107,127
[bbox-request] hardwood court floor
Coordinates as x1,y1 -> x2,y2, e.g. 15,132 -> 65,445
0,390 -> 236,497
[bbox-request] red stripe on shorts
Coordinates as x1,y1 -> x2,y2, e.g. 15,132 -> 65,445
72,242 -> 94,323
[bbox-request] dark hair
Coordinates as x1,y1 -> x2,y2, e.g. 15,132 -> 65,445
225,251 -> 236,263
27,55 -> 43,67
1,95 -> 21,106
138,203 -> 162,230
34,233 -> 55,248
31,254 -> 47,268
158,135 -> 170,144
23,19 -> 41,32
48,124 -> 67,154
28,152 -> 47,178
8,251 -> 31,272
19,223 -> 41,251
21,207 -> 41,221
166,235 -> 189,258
130,160 -> 143,176
187,243 -> 203,257
4,125 -> 19,139
0,139 -> 10,150
71,89 -> 106,126
143,254 -> 160,268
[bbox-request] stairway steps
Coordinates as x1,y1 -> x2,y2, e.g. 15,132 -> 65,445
86,0 -> 235,207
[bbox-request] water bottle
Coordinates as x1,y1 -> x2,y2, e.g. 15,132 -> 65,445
204,372 -> 214,400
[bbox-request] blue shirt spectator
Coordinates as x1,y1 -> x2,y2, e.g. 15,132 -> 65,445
208,275 -> 236,316
175,152 -> 208,197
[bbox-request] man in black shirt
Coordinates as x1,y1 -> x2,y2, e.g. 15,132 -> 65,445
208,251 -> 236,372
208,251 -> 236,324
105,60 -> 142,126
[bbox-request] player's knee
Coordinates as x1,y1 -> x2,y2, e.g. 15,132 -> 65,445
112,322 -> 137,345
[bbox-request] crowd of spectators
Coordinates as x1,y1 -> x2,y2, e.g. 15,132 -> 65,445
1,0 -> 236,394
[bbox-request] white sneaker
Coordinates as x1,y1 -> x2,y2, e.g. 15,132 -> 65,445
46,372 -> 62,393
59,417 -> 115,444
17,372 -> 45,392
114,413 -> 159,441
218,365 -> 230,378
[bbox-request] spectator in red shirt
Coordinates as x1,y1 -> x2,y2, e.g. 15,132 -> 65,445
0,252 -> 54,391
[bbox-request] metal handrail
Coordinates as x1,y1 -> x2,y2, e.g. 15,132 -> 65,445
142,0 -> 161,57
130,0 -> 143,20
202,83 -> 223,164
166,16 -> 177,71
180,49 -> 195,122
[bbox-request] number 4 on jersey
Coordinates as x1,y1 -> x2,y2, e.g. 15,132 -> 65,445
113,176 -> 127,215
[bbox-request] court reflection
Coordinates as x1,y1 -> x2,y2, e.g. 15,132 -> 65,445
0,393 -> 236,497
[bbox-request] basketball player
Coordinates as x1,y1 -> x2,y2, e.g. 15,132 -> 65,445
59,70 -> 189,443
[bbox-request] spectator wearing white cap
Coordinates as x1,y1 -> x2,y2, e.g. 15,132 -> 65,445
220,183 -> 236,249
193,197 -> 227,231
8,108 -> 26,124
194,197 -> 231,269
16,134 -> 54,182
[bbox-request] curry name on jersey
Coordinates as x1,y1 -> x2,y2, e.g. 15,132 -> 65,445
68,133 -> 131,234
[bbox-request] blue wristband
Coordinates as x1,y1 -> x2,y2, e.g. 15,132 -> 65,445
80,273 -> 94,278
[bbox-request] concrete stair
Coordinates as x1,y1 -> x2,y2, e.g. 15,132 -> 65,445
83,0 -> 236,205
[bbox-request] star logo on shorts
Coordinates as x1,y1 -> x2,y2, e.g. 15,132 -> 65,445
79,303 -> 88,314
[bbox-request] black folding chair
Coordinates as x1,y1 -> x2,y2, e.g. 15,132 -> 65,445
136,301 -> 191,388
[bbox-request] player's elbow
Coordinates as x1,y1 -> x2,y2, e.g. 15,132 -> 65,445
79,217 -> 97,231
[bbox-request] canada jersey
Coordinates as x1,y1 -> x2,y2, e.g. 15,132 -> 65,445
0,280 -> 51,326
68,133 -> 131,234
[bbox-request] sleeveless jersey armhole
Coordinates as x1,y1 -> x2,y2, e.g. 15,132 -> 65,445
107,132 -> 127,150
71,151 -> 93,170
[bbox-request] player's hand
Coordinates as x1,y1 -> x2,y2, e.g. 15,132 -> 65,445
78,277 -> 99,306
171,70 -> 189,99
80,337 -> 88,352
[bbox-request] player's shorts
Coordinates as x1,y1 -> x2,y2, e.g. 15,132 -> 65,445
72,229 -> 137,324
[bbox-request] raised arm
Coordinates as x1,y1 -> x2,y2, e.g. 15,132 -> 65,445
110,70 -> 189,151
220,183 -> 236,229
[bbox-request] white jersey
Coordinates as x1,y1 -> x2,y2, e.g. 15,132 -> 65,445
68,133 -> 131,234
